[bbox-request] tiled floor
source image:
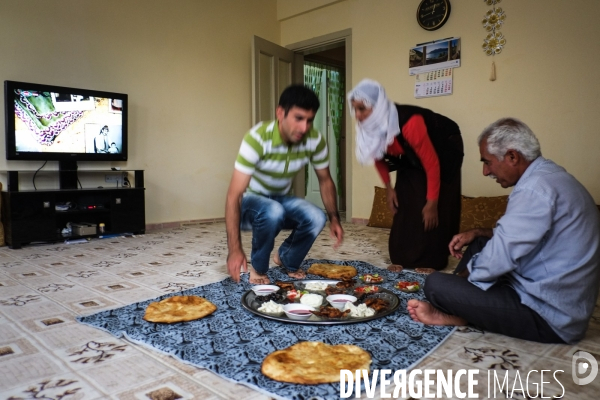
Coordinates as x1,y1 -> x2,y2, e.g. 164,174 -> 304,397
0,221 -> 598,399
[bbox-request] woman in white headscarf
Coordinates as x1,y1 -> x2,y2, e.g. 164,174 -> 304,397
348,79 -> 463,271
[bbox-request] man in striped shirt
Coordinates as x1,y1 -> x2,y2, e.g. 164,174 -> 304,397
226,85 -> 344,284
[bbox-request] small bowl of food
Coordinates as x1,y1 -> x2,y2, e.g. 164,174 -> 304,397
394,281 -> 421,293
257,300 -> 285,316
299,293 -> 324,308
358,273 -> 384,284
286,289 -> 309,301
354,285 -> 380,294
251,285 -> 280,296
283,303 -> 316,320
326,294 -> 357,310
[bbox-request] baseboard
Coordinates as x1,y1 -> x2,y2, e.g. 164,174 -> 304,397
146,217 -> 226,232
146,216 -> 371,232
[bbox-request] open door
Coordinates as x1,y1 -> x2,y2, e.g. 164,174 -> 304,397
251,36 -> 305,195
251,36 -> 303,124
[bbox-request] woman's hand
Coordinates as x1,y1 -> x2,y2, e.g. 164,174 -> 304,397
422,199 -> 438,231
386,185 -> 398,214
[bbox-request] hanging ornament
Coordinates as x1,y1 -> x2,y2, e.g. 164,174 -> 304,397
482,31 -> 507,56
482,7 -> 506,32
482,0 -> 506,81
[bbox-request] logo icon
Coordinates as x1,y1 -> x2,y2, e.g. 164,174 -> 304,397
572,350 -> 598,385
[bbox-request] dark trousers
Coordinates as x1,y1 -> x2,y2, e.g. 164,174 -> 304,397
389,165 -> 461,270
424,237 -> 565,343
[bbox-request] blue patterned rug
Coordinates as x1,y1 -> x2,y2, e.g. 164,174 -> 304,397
77,259 -> 455,400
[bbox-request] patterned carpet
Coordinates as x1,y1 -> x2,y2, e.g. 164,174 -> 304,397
78,259 -> 454,400
0,221 -> 598,399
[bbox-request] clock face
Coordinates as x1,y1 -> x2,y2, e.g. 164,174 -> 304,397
417,0 -> 451,31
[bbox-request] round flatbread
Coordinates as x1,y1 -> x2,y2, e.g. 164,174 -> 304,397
143,295 -> 217,323
261,341 -> 371,384
307,263 -> 357,280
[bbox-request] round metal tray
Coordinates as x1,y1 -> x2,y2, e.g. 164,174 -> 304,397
241,279 -> 400,325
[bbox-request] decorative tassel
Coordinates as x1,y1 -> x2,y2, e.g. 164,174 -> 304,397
490,61 -> 496,81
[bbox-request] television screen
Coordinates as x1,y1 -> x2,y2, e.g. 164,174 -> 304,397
4,80 -> 127,162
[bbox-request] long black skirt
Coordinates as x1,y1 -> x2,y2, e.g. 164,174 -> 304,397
388,166 -> 461,270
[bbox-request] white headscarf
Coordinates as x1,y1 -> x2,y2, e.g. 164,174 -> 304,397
347,79 -> 400,165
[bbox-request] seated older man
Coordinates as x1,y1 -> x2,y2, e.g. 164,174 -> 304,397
408,117 -> 600,344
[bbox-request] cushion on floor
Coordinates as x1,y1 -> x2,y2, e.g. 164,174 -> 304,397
367,186 -> 394,228
460,195 -> 509,232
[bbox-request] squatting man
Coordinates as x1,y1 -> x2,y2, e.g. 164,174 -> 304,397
225,85 -> 343,285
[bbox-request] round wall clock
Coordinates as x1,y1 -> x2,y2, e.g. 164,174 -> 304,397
417,0 -> 451,31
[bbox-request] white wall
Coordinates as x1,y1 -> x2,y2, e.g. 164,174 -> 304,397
280,0 -> 600,219
0,0 -> 279,225
2,0 -> 599,226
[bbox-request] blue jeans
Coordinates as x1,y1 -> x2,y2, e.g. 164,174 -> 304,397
240,193 -> 326,274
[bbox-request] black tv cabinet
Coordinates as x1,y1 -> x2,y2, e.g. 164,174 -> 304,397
1,170 -> 145,249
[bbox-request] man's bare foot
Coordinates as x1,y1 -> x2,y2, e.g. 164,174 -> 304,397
415,267 -> 436,275
406,299 -> 467,326
287,269 -> 306,279
387,264 -> 404,273
249,267 -> 270,285
273,252 -> 306,279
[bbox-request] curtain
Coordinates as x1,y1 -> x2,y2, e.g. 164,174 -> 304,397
304,62 -> 324,97
302,61 -> 344,196
326,68 -> 344,196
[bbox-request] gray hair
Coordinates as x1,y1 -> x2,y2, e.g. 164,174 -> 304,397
477,118 -> 541,161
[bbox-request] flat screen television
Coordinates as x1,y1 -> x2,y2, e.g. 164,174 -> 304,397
4,80 -> 128,188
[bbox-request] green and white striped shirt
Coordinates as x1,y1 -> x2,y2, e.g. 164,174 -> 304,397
235,120 -> 329,195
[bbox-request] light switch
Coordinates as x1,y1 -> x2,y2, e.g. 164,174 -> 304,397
115,198 -> 121,204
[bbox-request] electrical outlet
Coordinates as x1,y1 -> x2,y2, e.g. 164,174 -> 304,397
105,174 -> 122,185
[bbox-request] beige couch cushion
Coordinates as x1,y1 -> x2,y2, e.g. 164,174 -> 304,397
460,195 -> 509,232
367,186 -> 394,229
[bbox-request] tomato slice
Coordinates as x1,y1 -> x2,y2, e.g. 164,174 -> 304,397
355,285 -> 379,293
360,274 -> 383,283
395,281 -> 420,291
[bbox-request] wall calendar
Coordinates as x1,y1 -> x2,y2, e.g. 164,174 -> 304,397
414,68 -> 453,98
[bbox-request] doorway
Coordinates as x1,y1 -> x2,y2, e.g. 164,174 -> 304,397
251,30 -> 352,218
301,44 -> 347,212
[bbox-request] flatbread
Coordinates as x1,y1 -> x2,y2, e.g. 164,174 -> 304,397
261,341 -> 371,384
143,295 -> 216,323
307,263 -> 357,280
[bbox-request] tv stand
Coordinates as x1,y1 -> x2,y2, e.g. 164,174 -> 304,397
1,169 -> 145,249
58,160 -> 79,190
